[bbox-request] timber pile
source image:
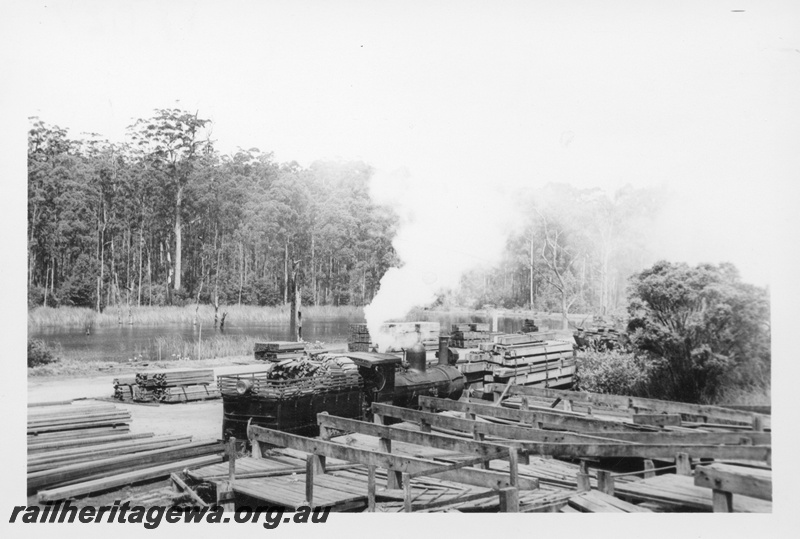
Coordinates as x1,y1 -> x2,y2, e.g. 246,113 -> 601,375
27,401 -> 224,501
114,369 -> 218,403
218,354 -> 362,400
254,341 -> 305,361
112,375 -> 137,401
521,319 -> 539,333
348,324 -> 372,352
28,402 -> 131,436
573,326 -> 626,351
349,322 -> 441,353
160,385 -> 221,403
453,333 -> 575,391
485,336 -> 574,388
454,349 -> 492,389
449,323 -> 493,348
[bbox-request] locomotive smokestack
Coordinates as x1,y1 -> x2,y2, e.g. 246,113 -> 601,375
438,335 -> 450,366
406,341 -> 427,373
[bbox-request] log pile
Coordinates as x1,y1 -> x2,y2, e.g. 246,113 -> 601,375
219,354 -> 362,400
27,401 -> 224,501
254,341 -> 306,361
114,369 -> 218,403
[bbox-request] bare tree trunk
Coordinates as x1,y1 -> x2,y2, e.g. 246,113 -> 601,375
283,242 -> 289,304
43,260 -> 50,307
174,185 -> 183,291
214,228 -> 220,328
529,235 -> 534,309
238,243 -> 244,306
311,234 -> 316,306
194,278 -> 205,326
50,258 -> 55,303
138,227 -> 143,307
165,244 -> 173,305
147,244 -> 152,306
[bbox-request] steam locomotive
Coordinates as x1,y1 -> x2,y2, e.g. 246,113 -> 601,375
219,338 -> 464,439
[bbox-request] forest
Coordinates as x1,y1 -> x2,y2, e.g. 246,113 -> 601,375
28,110 -> 771,404
28,108 -> 675,320
28,109 -> 399,313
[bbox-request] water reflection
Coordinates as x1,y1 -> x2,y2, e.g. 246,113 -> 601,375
29,313 -> 567,362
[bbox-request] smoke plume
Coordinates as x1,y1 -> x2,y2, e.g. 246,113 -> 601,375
363,165 -> 521,345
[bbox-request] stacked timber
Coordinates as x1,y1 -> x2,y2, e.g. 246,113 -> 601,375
27,401 -> 225,501
112,375 -> 137,401
521,319 -> 539,333
349,322 -> 441,353
254,341 -> 306,361
160,385 -> 221,403
455,350 -> 492,389
450,323 -> 493,348
485,335 -> 575,388
573,326 -> 626,351
114,369 -> 218,403
348,324 -> 373,352
378,322 -> 441,352
28,402 -> 131,437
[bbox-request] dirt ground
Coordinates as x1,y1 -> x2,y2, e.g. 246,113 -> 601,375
27,357 -> 275,439
26,357 -> 282,507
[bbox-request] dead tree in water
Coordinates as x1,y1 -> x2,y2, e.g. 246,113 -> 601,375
288,260 -> 302,342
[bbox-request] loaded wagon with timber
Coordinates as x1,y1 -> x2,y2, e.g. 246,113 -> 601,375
218,339 -> 465,440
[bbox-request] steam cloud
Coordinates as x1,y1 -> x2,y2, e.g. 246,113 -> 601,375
363,166 -> 522,345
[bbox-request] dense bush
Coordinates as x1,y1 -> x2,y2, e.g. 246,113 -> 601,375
575,349 -> 651,396
627,261 -> 770,403
28,339 -> 58,368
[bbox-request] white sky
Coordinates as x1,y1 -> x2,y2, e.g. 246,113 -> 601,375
2,1 -> 800,533
4,0 -> 798,288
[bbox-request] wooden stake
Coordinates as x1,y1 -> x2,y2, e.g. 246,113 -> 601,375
576,472 -> 591,492
521,396 -> 530,411
367,465 -> 376,512
643,459 -> 656,479
227,437 -> 236,484
597,470 -> 614,495
499,487 -> 519,512
305,455 -> 315,507
712,489 -> 734,512
216,481 -> 235,512
676,452 -> 692,476
509,448 -> 519,487
403,472 -> 412,512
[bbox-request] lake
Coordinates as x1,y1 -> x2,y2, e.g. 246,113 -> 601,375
29,314 -> 568,362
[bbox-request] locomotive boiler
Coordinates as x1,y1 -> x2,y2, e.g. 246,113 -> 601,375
219,337 -> 464,439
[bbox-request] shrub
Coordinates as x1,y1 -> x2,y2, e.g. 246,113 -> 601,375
28,339 -> 58,368
627,261 -> 770,402
575,349 -> 650,396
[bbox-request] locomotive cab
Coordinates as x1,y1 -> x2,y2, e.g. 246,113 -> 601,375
344,351 -> 403,408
